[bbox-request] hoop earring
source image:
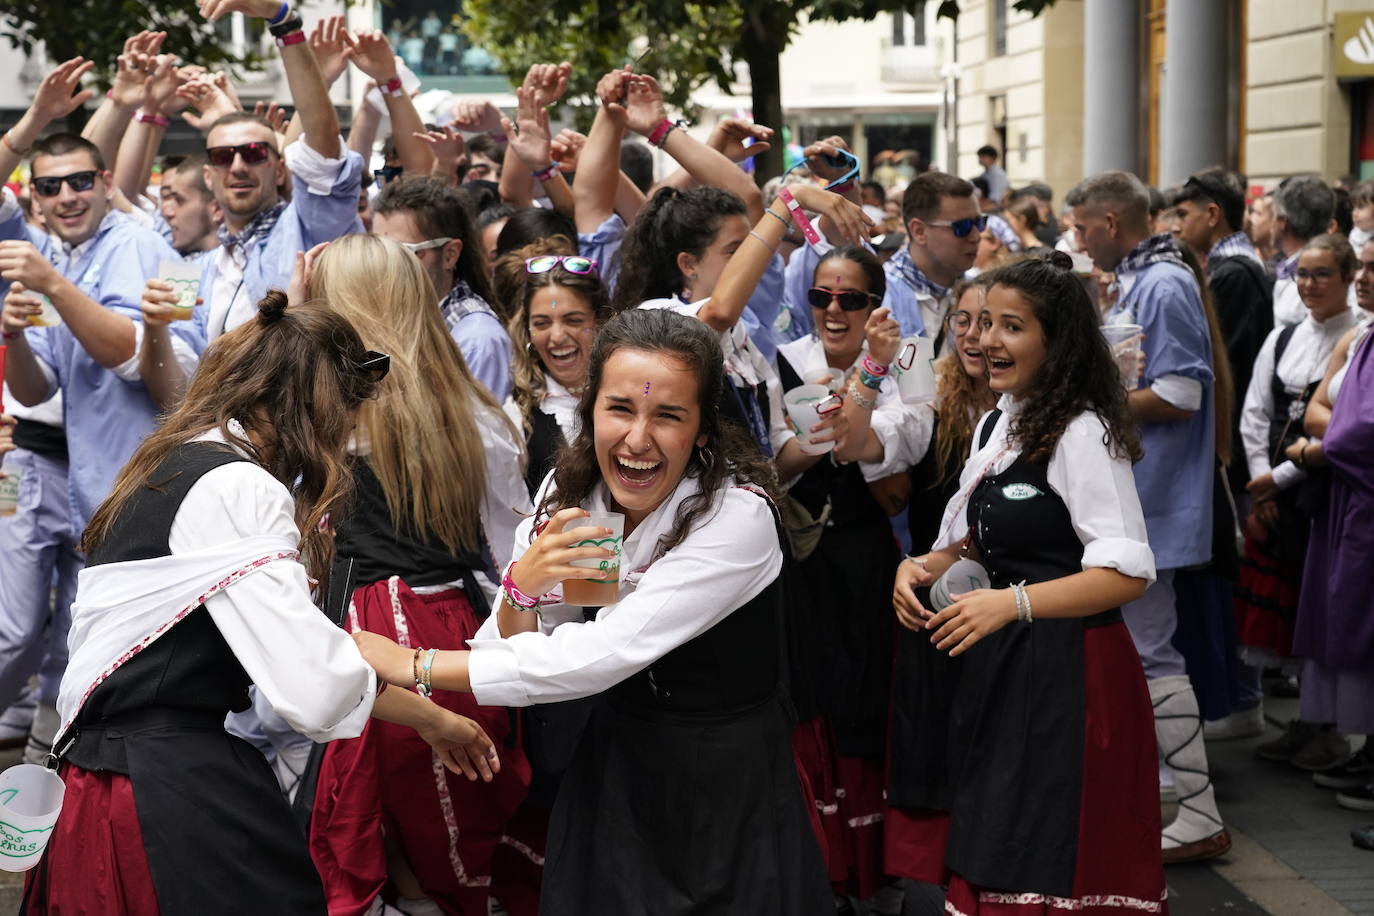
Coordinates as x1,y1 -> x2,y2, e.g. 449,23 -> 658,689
696,445 -> 714,468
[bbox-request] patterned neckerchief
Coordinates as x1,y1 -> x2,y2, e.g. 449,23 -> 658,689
438,277 -> 498,334
887,244 -> 950,300
1275,251 -> 1300,281
1115,233 -> 1189,277
1208,231 -> 1262,266
216,201 -> 287,257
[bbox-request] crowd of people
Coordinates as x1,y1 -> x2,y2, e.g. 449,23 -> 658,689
0,1 -> 1371,913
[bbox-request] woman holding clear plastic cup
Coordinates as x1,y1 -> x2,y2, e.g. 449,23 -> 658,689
775,244 -> 928,901
354,308 -> 833,915
889,254 -> 1164,913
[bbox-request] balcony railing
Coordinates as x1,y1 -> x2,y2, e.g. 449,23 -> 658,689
880,40 -> 939,86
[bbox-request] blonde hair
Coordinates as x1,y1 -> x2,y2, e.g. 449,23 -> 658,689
310,235 -> 518,554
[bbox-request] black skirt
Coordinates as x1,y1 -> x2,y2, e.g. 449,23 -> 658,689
540,694 -> 832,915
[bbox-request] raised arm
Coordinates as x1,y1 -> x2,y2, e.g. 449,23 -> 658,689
115,58 -> 197,201
502,83 -> 574,217
573,70 -> 633,233
0,58 -> 96,182
344,30 -> 433,175
83,31 -> 166,181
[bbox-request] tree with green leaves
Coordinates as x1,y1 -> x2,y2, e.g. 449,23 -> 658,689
1,0 -> 260,90
463,0 -> 1057,181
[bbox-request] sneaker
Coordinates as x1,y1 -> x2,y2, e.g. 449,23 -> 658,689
1353,824 -> 1374,851
1292,729 -> 1352,772
1314,751 -> 1374,790
1336,784 -> 1374,812
1205,704 -> 1265,742
1257,719 -> 1322,762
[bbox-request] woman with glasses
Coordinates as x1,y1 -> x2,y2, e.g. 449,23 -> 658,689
298,236 -> 536,916
498,242 -> 613,499
1237,233 -> 1361,768
775,245 -> 930,907
33,292 -> 497,914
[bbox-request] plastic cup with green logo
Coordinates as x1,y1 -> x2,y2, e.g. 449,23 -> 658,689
892,335 -> 936,404
27,295 -> 60,328
159,260 -> 201,321
0,763 -> 65,871
561,511 -> 624,606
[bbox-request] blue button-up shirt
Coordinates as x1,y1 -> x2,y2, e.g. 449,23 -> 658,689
0,201 -> 186,528
196,140 -> 365,341
1108,261 -> 1216,570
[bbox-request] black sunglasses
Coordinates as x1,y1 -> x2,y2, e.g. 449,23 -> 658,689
376,165 -> 403,185
206,142 -> 276,168
31,171 -> 98,198
807,286 -> 878,311
360,350 -> 390,382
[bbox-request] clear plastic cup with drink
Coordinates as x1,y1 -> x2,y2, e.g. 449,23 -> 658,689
1101,323 -> 1144,388
784,384 -> 843,456
27,295 -> 60,328
561,511 -> 624,607
159,260 -> 201,321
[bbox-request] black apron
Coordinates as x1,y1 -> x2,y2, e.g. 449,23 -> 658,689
941,412 -> 1122,898
46,442 -> 327,915
524,405 -> 565,501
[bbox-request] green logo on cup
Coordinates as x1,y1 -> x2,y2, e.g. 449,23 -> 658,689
0,820 -> 51,858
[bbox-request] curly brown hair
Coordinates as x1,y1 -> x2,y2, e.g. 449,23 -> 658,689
931,275 -> 999,484
534,308 -> 779,558
982,253 -> 1143,464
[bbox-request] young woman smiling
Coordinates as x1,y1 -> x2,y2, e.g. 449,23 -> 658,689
775,246 -> 925,903
892,254 -> 1164,914
353,308 -> 832,915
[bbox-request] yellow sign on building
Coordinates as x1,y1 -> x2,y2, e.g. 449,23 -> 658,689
1335,12 -> 1374,79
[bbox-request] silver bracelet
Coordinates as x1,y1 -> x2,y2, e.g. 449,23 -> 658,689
763,208 -> 790,229
1012,580 -> 1033,623
747,229 -> 777,251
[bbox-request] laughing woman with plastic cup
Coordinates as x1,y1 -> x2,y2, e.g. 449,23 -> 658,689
891,253 -> 1164,914
355,307 -> 832,916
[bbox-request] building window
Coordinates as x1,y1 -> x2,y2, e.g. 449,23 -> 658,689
892,11 -> 906,46
992,0 -> 1008,57
377,2 -> 509,92
891,3 -> 927,47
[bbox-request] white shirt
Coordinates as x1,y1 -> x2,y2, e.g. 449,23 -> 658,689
467,475 -> 783,707
472,401 -> 535,583
1240,308 -> 1357,487
777,335 -> 933,482
933,395 -> 1156,582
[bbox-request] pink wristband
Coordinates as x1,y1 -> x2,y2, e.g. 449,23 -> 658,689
861,355 -> 889,377
275,29 -> 306,48
380,76 -> 404,97
501,562 -> 541,609
137,111 -> 170,128
646,118 -> 674,147
776,187 -> 821,246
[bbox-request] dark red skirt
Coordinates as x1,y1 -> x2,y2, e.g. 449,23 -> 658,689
791,717 -> 887,900
888,624 -> 1166,914
24,765 -> 161,914
1235,524 -> 1301,658
309,580 -> 532,916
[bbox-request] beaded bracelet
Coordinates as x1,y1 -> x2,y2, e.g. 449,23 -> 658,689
861,354 -> 889,377
418,648 -> 437,697
857,368 -> 885,390
531,162 -> 559,182
847,375 -> 876,410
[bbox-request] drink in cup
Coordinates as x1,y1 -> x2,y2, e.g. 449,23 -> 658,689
783,384 -> 843,455
891,335 -> 936,404
159,260 -> 201,321
27,296 -> 60,328
561,512 -> 625,606
1101,323 -> 1144,388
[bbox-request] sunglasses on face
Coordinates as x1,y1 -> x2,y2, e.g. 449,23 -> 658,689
360,350 -> 391,383
376,165 -> 403,185
31,171 -> 98,198
923,214 -> 989,238
400,237 -> 453,254
205,142 -> 276,168
526,255 -> 599,276
807,287 -> 877,311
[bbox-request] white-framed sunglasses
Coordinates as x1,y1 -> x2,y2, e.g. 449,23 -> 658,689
399,237 -> 453,253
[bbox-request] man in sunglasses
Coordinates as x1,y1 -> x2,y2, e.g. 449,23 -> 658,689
1067,169 -> 1231,865
883,171 -> 982,348
138,0 -> 365,407
371,176 -> 513,400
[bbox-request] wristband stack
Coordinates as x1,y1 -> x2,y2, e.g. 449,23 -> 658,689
531,162 -> 559,182
412,647 -> 437,698
857,354 -> 888,390
267,4 -> 305,45
500,562 -> 542,613
647,118 -> 681,149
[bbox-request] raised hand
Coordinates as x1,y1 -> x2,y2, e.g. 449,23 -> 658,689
177,74 -> 240,132
615,74 -> 667,137
413,125 -> 466,170
708,117 -> 774,163
146,57 -> 193,116
110,31 -> 167,110
804,136 -> 856,183
594,68 -> 632,109
0,242 -> 62,299
864,307 -> 901,366
502,86 -> 553,169
508,508 -> 618,600
450,99 -> 504,134
522,61 -> 572,111
198,0 -> 284,24
253,100 -> 289,136
790,184 -> 874,247
549,129 -> 587,173
342,29 -> 399,84
309,15 -> 351,87
28,58 -> 97,125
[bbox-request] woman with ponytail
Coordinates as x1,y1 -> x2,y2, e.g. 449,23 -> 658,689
33,292 -> 498,914
892,253 -> 1164,913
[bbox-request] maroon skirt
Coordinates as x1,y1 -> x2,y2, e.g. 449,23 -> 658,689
887,624 -> 1166,914
24,766 -> 161,914
1234,515 -> 1303,658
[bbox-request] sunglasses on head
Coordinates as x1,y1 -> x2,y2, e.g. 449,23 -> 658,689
205,142 -> 276,168
526,255 -> 599,276
923,214 -> 989,238
807,287 -> 878,311
400,237 -> 453,254
376,165 -> 403,185
31,171 -> 98,198
359,350 -> 391,383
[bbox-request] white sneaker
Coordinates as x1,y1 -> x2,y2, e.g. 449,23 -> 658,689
1204,704 -> 1265,742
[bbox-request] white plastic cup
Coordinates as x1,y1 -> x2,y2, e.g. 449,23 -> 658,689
27,296 -> 60,328
1102,323 -> 1144,388
562,512 -> 624,606
0,763 -> 65,871
784,384 -> 843,456
928,557 -> 992,614
811,368 -> 845,393
891,335 -> 936,404
0,460 -> 20,518
159,260 -> 201,321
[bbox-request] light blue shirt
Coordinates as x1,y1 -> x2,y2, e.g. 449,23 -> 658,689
1108,261 -> 1216,570
196,141 -> 365,341
449,310 -> 513,403
0,204 -> 186,528
578,213 -> 625,296
740,253 -> 785,364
